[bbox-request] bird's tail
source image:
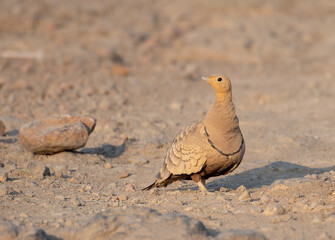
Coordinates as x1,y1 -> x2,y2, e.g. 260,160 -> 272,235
142,181 -> 157,191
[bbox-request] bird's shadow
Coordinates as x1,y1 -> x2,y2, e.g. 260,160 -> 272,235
74,142 -> 126,159
180,161 -> 335,191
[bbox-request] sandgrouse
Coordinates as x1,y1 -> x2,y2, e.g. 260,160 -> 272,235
143,74 -> 245,192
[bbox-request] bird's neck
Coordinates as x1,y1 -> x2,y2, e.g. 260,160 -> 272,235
203,92 -> 241,147
204,93 -> 237,129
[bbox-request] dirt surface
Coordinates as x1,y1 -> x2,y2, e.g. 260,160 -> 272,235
1,0 -> 335,239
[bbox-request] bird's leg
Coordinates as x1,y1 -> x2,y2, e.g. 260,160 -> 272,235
197,179 -> 209,192
191,174 -> 211,193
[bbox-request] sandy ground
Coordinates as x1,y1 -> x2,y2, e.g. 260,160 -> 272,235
0,0 -> 335,239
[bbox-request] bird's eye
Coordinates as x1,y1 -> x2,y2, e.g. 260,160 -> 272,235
217,77 -> 222,82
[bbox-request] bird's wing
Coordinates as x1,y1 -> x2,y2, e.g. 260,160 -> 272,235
162,121 -> 207,175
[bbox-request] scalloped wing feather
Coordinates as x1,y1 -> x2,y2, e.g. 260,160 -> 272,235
164,121 -> 207,175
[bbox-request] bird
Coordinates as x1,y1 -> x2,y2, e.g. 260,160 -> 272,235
143,74 -> 245,193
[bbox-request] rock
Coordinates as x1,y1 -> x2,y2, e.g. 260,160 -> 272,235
117,195 -> 128,201
55,195 -> 65,201
125,184 -> 135,192
169,102 -> 182,110
19,114 -> 96,154
217,229 -> 267,240
71,197 -> 84,206
0,120 -> 5,136
104,162 -> 113,169
27,162 -> 50,179
0,217 -> 19,240
269,183 -> 289,192
112,64 -> 130,76
0,169 -> 8,182
219,187 -> 229,192
259,195 -> 271,204
50,165 -> 68,178
236,185 -> 247,193
250,206 -> 263,214
119,172 -> 130,179
239,190 -> 252,202
263,204 -> 285,216
72,207 -> 210,240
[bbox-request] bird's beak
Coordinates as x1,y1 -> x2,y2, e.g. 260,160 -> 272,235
201,76 -> 208,81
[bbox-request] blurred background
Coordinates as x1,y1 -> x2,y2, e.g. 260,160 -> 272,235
1,1 -> 335,239
0,0 -> 334,167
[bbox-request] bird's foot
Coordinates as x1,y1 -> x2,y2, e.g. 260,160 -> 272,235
197,181 -> 214,195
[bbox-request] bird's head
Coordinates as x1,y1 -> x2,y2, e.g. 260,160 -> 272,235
202,74 -> 232,94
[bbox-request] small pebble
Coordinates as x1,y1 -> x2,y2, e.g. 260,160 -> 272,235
219,187 -> 229,192
104,163 -> 113,169
117,195 -> 128,201
169,102 -> 182,110
259,195 -> 271,204
27,162 -> 50,179
0,169 -> 8,182
125,184 -> 135,192
119,172 -> 130,179
236,185 -> 247,193
131,198 -> 140,204
112,64 -> 130,76
55,195 -> 65,201
250,206 -> 263,214
239,190 -> 252,202
264,204 -> 285,216
184,207 -> 194,212
71,197 -> 84,206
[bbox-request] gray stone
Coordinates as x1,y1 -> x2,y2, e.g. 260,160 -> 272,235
72,207 -> 210,240
19,115 -> 96,154
20,115 -> 96,154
